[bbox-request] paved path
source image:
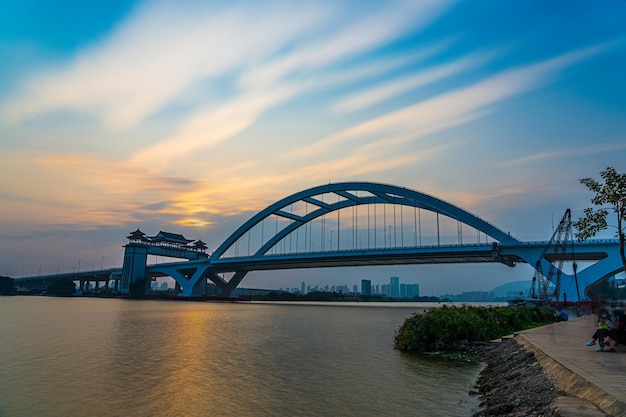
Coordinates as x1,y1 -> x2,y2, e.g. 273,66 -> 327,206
516,314 -> 626,416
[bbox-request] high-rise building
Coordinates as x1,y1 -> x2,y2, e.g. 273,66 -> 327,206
301,281 -> 306,294
406,283 -> 419,299
361,279 -> 371,295
390,276 -> 400,298
381,283 -> 390,297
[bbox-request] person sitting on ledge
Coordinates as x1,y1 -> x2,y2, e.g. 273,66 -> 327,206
556,309 -> 569,322
585,308 -> 613,352
603,309 -> 625,352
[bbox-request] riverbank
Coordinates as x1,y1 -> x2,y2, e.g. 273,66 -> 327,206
472,316 -> 626,417
472,338 -> 563,416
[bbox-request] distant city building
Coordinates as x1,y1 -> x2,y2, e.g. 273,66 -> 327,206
361,279 -> 371,295
390,276 -> 400,298
235,287 -> 289,296
406,283 -> 419,298
248,276 -> 425,298
381,283 -> 390,297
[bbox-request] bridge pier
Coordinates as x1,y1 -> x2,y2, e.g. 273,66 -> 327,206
205,270 -> 248,298
120,243 -> 149,294
149,263 -> 212,297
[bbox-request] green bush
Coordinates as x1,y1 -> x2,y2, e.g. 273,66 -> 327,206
394,305 -> 556,353
47,278 -> 76,296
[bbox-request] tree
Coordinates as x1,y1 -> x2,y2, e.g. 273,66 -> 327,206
573,166 -> 626,276
128,278 -> 147,298
48,278 -> 77,296
0,276 -> 14,295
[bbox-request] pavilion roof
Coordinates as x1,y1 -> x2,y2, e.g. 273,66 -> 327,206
148,231 -> 194,244
127,228 -> 149,241
192,239 -> 208,250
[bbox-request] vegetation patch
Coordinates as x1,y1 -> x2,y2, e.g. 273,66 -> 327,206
394,304 -> 556,353
47,278 -> 77,296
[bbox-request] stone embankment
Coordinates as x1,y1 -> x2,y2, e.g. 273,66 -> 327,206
473,336 -> 622,417
472,338 -> 564,416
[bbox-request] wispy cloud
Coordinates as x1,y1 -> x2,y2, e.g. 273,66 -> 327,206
0,151 -> 207,228
2,0 -> 456,171
288,43 -> 613,160
500,142 -> 626,168
331,51 -> 493,113
1,1 -> 331,129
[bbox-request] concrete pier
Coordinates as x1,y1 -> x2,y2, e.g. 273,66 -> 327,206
516,314 -> 626,416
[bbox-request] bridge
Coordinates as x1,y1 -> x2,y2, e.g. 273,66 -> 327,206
15,182 -> 625,300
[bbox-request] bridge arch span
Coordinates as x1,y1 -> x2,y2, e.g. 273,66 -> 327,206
212,182 -> 521,259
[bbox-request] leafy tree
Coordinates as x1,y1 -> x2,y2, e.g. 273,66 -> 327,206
0,276 -> 14,295
573,167 -> 626,277
48,278 -> 76,296
128,278 -> 147,298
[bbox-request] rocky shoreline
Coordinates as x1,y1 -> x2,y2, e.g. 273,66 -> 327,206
471,338 -> 564,417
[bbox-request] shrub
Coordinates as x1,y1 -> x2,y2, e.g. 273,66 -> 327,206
394,305 -> 556,353
47,278 -> 76,296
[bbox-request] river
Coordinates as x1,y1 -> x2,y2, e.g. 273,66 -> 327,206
0,297 -> 483,416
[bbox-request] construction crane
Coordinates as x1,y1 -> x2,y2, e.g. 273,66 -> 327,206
529,209 -> 574,302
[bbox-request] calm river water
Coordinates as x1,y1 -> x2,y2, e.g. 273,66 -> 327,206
0,297 -> 483,417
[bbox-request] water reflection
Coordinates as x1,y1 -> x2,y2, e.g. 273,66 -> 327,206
0,298 -> 482,417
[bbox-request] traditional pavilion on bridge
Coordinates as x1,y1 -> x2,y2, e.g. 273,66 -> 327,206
121,229 -> 209,294
126,228 -> 208,252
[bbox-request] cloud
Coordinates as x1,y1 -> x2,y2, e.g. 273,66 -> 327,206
128,84 -> 299,168
289,143 -> 451,183
500,142 -> 626,168
2,0 -> 456,172
1,1 -> 331,129
331,52 -> 493,113
0,151 -> 204,228
288,42 -> 613,160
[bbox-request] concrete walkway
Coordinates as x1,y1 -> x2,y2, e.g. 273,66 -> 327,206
515,314 -> 626,416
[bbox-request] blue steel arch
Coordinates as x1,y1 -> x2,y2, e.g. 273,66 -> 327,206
212,182 -> 521,259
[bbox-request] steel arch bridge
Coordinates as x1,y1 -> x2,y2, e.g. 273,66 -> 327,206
213,182 -> 520,258
140,182 -> 623,299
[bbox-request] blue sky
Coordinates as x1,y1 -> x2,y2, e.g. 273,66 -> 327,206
1,0 -> 625,295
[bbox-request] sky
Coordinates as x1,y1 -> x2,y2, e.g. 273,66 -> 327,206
1,0 -> 625,296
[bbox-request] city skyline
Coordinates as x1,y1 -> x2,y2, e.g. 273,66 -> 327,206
1,0 -> 625,296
